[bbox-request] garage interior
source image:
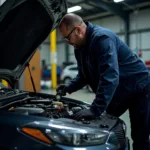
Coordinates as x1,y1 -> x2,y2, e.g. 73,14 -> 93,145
39,1 -> 150,149
0,0 -> 150,149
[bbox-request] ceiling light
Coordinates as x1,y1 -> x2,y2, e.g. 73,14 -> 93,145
0,0 -> 6,5
67,6 -> 82,13
114,0 -> 124,3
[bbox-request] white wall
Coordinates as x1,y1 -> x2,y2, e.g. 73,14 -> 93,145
40,29 -> 77,65
91,16 -> 124,33
57,43 -> 66,65
40,8 -> 150,65
40,44 -> 50,66
40,43 -> 67,66
69,45 -> 76,63
141,32 -> 150,49
129,8 -> 150,60
130,9 -> 150,30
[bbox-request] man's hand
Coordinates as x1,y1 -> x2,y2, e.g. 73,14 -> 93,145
56,84 -> 68,96
73,109 -> 97,120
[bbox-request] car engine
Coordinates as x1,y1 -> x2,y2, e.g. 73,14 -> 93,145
0,88 -> 87,118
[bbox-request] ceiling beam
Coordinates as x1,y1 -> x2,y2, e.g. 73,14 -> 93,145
87,0 -> 128,20
67,1 -> 95,16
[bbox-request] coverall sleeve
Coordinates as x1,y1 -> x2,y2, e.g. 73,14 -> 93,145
66,50 -> 87,94
91,36 -> 119,115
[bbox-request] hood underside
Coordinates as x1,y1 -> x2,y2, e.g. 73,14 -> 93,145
0,0 -> 67,87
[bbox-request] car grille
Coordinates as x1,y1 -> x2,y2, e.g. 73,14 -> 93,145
112,122 -> 126,149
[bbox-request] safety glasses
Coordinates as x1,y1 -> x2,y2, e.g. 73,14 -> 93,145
64,27 -> 76,41
63,21 -> 83,41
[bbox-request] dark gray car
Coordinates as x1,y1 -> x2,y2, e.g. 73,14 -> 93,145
0,0 -> 129,150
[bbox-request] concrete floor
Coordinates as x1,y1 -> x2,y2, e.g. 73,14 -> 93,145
40,88 -> 133,149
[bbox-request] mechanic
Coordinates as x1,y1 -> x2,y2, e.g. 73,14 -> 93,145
57,13 -> 150,150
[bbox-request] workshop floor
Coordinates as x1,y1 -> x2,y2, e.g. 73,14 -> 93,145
40,88 -> 133,150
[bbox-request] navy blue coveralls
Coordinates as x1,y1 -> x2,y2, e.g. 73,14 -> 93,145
66,22 -> 150,150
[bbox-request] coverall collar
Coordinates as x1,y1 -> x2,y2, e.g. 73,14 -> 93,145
85,21 -> 94,46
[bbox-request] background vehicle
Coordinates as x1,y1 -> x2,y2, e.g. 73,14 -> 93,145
41,64 -> 62,83
61,64 -> 78,84
61,64 -> 93,92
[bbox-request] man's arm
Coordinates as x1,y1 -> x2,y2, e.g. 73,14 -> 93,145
57,49 -> 87,96
67,64 -> 87,94
91,36 -> 119,115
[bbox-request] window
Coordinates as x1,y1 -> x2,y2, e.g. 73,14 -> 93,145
69,67 -> 78,71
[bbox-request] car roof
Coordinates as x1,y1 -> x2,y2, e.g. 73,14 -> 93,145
65,64 -> 77,69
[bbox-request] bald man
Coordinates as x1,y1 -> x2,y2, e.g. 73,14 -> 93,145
57,13 -> 150,150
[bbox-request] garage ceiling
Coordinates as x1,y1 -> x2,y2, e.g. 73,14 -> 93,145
67,0 -> 150,20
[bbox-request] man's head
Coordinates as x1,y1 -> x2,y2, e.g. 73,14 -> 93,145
58,13 -> 87,48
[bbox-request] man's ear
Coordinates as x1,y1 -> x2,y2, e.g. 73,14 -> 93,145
75,27 -> 81,35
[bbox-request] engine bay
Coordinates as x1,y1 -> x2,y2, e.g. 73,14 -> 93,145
0,88 -> 88,119
0,88 -> 91,119
0,88 -> 124,132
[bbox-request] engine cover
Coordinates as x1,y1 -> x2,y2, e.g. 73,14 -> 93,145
12,107 -> 46,116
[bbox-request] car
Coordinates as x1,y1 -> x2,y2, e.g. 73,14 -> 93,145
60,64 -> 78,84
41,64 -> 62,83
0,0 -> 129,150
61,64 -> 93,92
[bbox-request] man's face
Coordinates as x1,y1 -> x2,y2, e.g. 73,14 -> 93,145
59,24 -> 84,49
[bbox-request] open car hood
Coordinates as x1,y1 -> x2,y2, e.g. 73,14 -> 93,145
0,0 -> 67,88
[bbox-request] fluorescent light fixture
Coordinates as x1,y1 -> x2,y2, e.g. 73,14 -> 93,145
0,0 -> 6,5
67,6 -> 82,13
114,0 -> 124,3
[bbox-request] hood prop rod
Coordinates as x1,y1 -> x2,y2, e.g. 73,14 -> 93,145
27,63 -> 36,93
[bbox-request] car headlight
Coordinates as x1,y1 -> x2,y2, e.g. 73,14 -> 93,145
20,120 -> 109,146
45,123 -> 108,146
